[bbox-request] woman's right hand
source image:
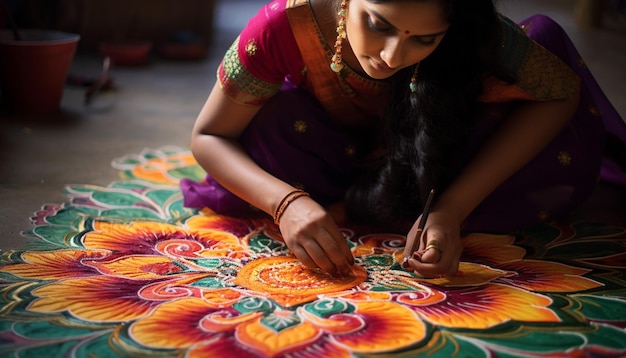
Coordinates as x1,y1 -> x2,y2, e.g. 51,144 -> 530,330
403,209 -> 463,278
278,196 -> 355,276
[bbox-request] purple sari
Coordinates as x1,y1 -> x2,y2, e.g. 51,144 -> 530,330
181,14 -> 625,232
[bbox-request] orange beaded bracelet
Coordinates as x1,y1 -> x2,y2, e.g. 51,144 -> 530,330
273,189 -> 310,225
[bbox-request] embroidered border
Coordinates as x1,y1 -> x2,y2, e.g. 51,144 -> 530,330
218,37 -> 283,106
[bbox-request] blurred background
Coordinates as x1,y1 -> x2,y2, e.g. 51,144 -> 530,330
0,0 -> 625,249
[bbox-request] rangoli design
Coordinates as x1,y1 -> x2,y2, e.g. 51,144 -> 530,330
1,146 -> 625,357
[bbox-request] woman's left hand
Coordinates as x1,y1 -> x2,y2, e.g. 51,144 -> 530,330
403,210 -> 463,277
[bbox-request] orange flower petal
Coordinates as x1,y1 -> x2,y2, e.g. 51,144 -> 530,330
237,320 -> 320,356
334,301 -> 426,353
462,233 -> 526,264
155,234 -> 248,261
500,260 -> 603,292
86,255 -> 183,280
131,297 -> 248,349
137,274 -> 209,300
298,308 -> 364,334
29,276 -> 161,322
129,152 -> 198,185
186,214 -> 253,238
396,285 -> 447,306
202,288 -> 244,306
414,262 -> 513,287
0,250 -> 108,280
154,238 -> 207,258
86,221 -> 197,253
353,234 -> 405,256
419,284 -> 560,329
201,311 -> 264,332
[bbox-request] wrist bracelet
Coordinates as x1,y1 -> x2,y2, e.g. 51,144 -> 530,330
273,189 -> 310,225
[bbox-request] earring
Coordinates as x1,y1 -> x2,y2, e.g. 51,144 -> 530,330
409,62 -> 419,93
330,0 -> 348,73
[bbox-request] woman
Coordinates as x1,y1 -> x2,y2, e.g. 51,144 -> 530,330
181,0 -> 625,278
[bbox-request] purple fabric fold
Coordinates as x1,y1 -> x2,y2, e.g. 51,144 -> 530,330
181,14 -> 625,232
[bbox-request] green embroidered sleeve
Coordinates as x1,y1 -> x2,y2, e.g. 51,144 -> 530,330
497,16 -> 579,101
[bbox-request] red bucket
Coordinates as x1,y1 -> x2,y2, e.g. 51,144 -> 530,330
0,29 -> 80,115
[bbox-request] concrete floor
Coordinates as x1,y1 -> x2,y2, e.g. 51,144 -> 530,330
1,0 -> 625,250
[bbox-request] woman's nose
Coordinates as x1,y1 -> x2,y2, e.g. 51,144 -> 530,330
380,37 -> 404,68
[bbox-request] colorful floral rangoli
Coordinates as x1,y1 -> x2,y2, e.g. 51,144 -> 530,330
1,146 -> 625,357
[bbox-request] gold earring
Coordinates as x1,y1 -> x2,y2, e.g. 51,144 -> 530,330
330,0 -> 348,73
410,63 -> 419,92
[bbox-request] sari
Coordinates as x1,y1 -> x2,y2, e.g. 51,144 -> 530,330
180,0 -> 625,232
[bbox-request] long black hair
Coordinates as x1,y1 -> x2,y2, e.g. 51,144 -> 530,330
345,0 -> 514,229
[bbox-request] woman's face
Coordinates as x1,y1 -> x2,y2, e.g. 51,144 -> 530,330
345,0 -> 449,79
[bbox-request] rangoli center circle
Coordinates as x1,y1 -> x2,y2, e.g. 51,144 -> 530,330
235,257 -> 367,295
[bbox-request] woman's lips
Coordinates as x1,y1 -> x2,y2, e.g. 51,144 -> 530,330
369,58 -> 396,74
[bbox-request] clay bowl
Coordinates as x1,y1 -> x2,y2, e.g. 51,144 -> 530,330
157,41 -> 206,61
98,41 -> 152,66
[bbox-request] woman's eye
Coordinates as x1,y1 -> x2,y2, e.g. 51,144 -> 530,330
367,16 -> 391,32
413,36 -> 436,46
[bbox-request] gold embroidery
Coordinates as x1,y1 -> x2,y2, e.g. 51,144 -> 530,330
588,106 -> 601,118
245,39 -> 258,56
517,43 -> 580,101
558,151 -> 572,166
219,37 -> 282,105
294,120 -> 307,133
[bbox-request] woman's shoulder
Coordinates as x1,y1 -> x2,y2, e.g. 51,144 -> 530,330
242,0 -> 293,34
237,0 -> 304,75
217,0 -> 307,105
491,14 -> 579,101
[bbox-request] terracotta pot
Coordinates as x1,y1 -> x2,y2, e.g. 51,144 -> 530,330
0,29 -> 80,115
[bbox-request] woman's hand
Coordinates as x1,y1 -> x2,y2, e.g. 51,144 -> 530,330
278,196 -> 355,276
403,210 -> 463,277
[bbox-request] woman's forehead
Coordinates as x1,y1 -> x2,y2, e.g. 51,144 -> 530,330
360,0 -> 450,34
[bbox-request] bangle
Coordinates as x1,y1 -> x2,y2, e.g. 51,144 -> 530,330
273,189 -> 310,225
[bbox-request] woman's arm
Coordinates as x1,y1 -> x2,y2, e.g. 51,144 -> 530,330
191,84 -> 354,275
406,92 -> 580,277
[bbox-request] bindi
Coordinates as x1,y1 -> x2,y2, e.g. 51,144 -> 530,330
405,30 -> 410,35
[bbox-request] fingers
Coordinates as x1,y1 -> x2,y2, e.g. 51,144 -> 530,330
405,235 -> 460,278
281,202 -> 354,276
314,225 -> 354,275
403,215 -> 423,258
302,233 -> 354,276
291,231 -> 353,276
290,241 -> 330,271
420,240 -> 442,263
332,227 -> 355,266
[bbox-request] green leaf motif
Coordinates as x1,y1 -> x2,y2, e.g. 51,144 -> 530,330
168,165 -> 205,182
574,295 -> 626,322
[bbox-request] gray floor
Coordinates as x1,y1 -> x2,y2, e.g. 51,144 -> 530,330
1,0 -> 625,250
